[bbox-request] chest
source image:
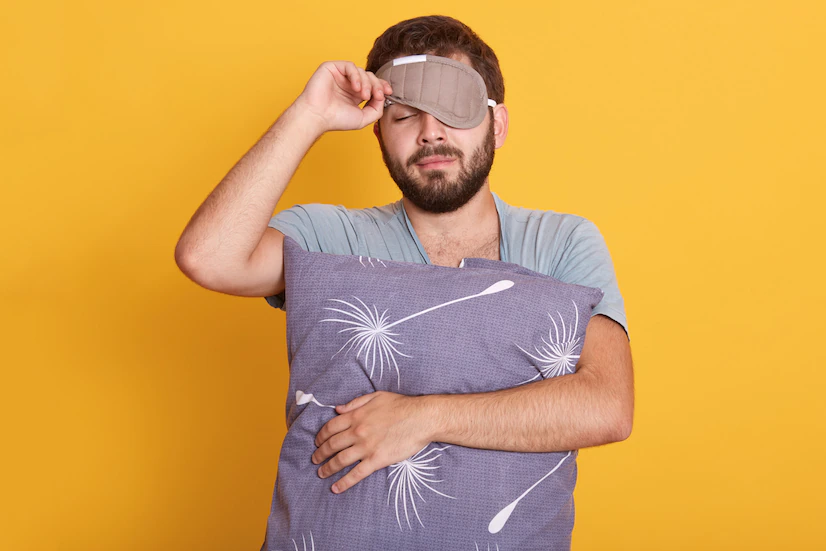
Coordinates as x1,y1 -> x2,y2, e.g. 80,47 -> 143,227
422,234 -> 500,267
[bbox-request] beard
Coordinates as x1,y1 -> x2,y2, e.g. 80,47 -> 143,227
378,117 -> 496,214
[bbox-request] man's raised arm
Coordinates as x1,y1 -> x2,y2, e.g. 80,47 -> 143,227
174,61 -> 392,298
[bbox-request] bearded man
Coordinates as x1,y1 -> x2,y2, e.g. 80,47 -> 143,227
176,14 -> 634,551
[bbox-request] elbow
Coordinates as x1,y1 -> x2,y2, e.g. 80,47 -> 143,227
614,418 -> 633,442
597,389 -> 633,444
174,242 -> 200,280
610,407 -> 634,442
174,242 -> 217,288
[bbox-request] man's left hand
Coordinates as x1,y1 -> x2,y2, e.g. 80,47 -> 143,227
312,391 -> 433,494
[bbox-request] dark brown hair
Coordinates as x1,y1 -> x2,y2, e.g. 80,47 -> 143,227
366,15 -> 505,104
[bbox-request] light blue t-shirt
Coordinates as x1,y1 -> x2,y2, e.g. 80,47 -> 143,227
265,191 -> 628,339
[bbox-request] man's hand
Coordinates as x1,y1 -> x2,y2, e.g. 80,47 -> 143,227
293,61 -> 392,133
312,391 -> 432,494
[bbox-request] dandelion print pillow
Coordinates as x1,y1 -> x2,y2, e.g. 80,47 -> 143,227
261,236 -> 605,551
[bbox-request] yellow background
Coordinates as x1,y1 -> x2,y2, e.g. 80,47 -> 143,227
2,1 -> 824,549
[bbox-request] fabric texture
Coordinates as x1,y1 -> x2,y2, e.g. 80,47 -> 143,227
260,236 -> 605,550
264,191 -> 629,340
375,54 -> 495,129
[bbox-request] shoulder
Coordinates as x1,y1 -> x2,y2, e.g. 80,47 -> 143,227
267,199 -> 405,254
501,201 -> 590,237
271,200 -> 401,226
494,193 -> 628,338
495,193 -> 603,271
496,191 -> 591,230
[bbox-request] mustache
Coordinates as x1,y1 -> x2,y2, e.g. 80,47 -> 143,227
407,144 -> 464,167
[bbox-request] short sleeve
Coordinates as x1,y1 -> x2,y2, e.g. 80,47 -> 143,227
264,203 -> 358,310
553,219 -> 629,340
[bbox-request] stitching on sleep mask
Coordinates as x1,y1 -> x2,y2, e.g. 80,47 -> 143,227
376,54 -> 497,129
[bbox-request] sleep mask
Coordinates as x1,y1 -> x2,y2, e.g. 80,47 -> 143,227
375,54 -> 497,129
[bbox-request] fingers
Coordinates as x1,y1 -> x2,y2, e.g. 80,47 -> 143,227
361,76 -> 391,124
340,61 -> 363,96
330,460 -> 375,494
314,414 -> 350,448
336,392 -> 378,414
356,69 -> 371,102
339,63 -> 392,105
365,71 -> 392,99
312,431 -> 354,466
356,67 -> 392,102
326,61 -> 393,128
338,62 -> 377,101
316,440 -> 361,480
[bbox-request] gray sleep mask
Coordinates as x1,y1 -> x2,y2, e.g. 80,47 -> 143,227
375,54 -> 497,129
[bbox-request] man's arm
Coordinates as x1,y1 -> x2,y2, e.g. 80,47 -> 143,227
313,314 -> 634,493
425,314 -> 633,451
174,62 -> 391,297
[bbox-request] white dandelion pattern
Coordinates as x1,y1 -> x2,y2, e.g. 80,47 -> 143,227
515,301 -> 583,384
387,444 -> 456,530
359,255 -> 387,268
295,390 -> 335,409
320,280 -> 514,387
488,451 -> 573,534
276,531 -> 316,551
475,544 -> 501,551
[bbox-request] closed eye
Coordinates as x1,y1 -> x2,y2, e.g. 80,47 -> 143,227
395,114 -> 416,121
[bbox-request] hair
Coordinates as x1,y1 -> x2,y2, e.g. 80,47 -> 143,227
366,15 -> 505,105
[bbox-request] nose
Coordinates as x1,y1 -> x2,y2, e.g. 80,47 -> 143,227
416,113 -> 447,146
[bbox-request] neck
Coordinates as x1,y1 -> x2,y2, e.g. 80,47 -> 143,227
402,181 -> 499,242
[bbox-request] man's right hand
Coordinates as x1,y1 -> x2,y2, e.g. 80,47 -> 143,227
293,61 -> 393,133
175,61 -> 392,302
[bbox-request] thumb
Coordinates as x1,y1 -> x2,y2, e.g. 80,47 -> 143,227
359,95 -> 385,127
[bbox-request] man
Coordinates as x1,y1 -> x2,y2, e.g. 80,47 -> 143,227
176,14 -> 633,549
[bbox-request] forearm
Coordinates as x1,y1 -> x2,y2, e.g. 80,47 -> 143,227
176,101 -> 325,271
425,370 -> 628,452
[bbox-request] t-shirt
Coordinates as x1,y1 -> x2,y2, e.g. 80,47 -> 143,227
265,190 -> 629,339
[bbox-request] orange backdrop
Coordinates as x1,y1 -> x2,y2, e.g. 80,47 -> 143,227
2,1 -> 825,549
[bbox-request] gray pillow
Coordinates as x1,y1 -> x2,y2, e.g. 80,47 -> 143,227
261,236 -> 604,551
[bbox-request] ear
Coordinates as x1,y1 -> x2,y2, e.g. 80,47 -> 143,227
492,104 -> 509,149
373,121 -> 381,140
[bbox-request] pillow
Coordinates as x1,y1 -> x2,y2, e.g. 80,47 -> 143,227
261,236 -> 604,551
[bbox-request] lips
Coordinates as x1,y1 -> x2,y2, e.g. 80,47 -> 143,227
416,155 -> 456,167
